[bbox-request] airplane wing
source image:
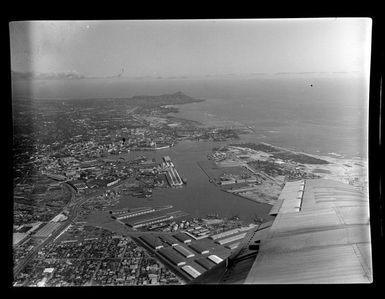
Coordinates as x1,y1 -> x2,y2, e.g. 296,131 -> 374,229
190,179 -> 372,284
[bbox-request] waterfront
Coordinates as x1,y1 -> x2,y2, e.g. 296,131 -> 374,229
112,140 -> 274,224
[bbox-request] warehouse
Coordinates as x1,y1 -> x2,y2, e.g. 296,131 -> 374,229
139,235 -> 164,250
225,242 -> 240,250
215,232 -> 247,245
184,230 -> 210,240
181,265 -> 201,279
210,228 -> 240,240
129,215 -> 174,229
173,232 -> 192,243
173,244 -> 195,258
195,257 -> 216,270
34,222 -> 61,238
208,255 -> 223,264
238,224 -> 258,232
197,232 -> 210,238
116,207 -> 156,220
158,247 -> 186,266
189,243 -> 210,255
159,235 -> 178,246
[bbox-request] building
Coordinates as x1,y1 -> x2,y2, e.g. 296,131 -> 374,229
122,206 -> 177,228
129,215 -> 175,229
173,232 -> 192,244
215,232 -> 247,245
139,235 -> 164,250
34,222 -> 61,238
107,179 -> 120,187
210,228 -> 241,240
158,247 -> 186,267
195,257 -> 216,270
189,243 -> 210,255
173,245 -> 195,258
51,213 -> 68,223
208,255 -> 223,265
159,235 -> 178,247
116,207 -> 156,220
181,265 -> 201,279
184,230 -> 210,240
225,242 -> 240,250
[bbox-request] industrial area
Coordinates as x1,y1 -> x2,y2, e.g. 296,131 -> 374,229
133,223 -> 258,281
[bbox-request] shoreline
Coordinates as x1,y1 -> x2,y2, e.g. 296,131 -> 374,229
225,141 -> 368,193
258,141 -> 366,162
170,96 -> 367,161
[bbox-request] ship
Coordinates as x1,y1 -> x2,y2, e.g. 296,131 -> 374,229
182,177 -> 187,184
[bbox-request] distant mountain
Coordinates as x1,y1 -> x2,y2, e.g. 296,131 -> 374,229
132,91 -> 188,99
129,92 -> 204,106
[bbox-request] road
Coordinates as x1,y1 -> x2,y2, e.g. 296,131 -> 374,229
13,182 -> 108,277
13,176 -> 158,277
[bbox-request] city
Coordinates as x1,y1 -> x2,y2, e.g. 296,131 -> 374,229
12,92 -> 262,285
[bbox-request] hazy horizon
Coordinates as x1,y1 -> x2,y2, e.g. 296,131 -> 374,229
10,19 -> 372,79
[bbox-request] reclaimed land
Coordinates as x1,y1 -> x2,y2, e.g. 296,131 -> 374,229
197,160 -> 280,205
230,142 -> 329,165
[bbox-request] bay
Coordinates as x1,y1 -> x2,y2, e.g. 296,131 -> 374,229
113,140 -> 274,224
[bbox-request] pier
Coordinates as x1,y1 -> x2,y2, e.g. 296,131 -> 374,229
163,156 -> 183,187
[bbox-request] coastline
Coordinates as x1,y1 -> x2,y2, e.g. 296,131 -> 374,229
164,99 -> 368,195
170,93 -> 368,160
257,141 -> 367,186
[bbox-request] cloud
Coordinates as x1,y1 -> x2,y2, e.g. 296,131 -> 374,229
11,70 -> 85,80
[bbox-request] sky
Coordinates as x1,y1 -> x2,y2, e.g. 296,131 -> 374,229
9,18 -> 372,78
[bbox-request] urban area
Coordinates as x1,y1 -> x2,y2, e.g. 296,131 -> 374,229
12,92 -> 257,286
12,92 -> 367,286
